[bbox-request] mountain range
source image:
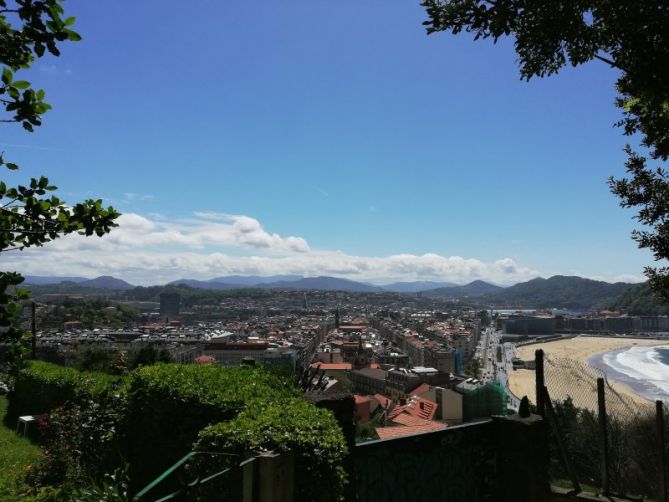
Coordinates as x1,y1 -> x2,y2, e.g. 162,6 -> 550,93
24,275 -> 135,290
424,275 -> 633,309
169,276 -> 384,292
380,281 -> 459,293
21,274 -> 639,309
423,280 -> 504,297
491,276 -> 632,309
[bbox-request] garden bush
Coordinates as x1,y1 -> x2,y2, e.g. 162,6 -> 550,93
31,395 -> 127,489
196,398 -> 348,502
124,363 -> 297,493
4,360 -> 125,427
6,361 -> 349,500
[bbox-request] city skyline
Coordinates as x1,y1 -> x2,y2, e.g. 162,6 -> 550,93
2,0 -> 655,285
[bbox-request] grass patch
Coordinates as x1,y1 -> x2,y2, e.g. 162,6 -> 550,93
0,394 -> 42,501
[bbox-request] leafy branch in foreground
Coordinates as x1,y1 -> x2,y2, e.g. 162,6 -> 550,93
0,0 -> 120,369
421,0 -> 669,292
609,148 -> 669,299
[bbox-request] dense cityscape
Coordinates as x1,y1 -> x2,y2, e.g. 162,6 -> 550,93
16,276 -> 669,445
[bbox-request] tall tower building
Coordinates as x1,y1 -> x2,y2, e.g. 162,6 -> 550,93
159,292 -> 181,322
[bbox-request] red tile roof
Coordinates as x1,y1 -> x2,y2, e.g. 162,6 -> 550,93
388,396 -> 437,422
309,363 -> 352,370
375,421 -> 446,440
392,414 -> 433,427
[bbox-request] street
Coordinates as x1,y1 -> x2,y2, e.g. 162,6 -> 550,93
475,325 -> 521,411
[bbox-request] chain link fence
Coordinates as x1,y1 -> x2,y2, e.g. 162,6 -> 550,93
538,349 -> 667,501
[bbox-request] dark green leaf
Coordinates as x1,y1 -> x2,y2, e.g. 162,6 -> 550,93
2,67 -> 12,85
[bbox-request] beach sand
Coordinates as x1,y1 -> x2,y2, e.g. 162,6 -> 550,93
507,336 -> 665,415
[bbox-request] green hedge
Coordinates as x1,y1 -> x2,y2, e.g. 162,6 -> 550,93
4,360 -> 125,426
196,398 -> 348,502
5,361 -> 349,500
124,363 -> 298,492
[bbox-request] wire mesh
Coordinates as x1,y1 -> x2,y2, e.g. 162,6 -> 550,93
541,352 -> 667,500
544,355 -> 603,413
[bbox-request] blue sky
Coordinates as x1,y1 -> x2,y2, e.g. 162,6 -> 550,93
2,0 -> 655,285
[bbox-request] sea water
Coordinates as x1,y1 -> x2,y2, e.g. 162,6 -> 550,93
597,345 -> 669,402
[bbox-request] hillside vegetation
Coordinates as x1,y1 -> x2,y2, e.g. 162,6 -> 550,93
606,282 -> 669,315
491,276 -> 633,309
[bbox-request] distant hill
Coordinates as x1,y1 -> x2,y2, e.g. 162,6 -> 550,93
422,276 -> 634,309
20,273 -> 636,306
607,282 -> 669,315
169,278 -> 247,290
263,276 -> 383,292
425,280 -> 503,298
21,275 -> 134,293
456,280 -> 504,295
79,276 -> 135,290
208,275 -> 302,285
168,275 -> 381,292
381,281 -> 458,293
24,275 -> 88,285
492,275 -> 634,309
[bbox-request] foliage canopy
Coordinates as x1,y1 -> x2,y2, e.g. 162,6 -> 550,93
422,0 -> 669,295
0,0 -> 119,365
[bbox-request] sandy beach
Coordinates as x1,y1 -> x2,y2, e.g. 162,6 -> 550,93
507,336 -> 666,415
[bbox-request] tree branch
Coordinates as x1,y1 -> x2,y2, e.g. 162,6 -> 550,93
1,198 -> 19,209
2,228 -> 59,234
0,208 -> 69,228
593,53 -> 621,70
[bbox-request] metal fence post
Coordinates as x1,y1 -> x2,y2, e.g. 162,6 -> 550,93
597,378 -> 609,496
657,400 -> 668,502
543,386 -> 581,494
535,349 -> 545,416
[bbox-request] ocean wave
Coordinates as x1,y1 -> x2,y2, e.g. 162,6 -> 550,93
603,345 -> 669,401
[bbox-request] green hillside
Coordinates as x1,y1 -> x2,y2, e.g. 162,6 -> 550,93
607,282 -> 669,315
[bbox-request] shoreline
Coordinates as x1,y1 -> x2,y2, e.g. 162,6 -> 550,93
508,336 -> 665,414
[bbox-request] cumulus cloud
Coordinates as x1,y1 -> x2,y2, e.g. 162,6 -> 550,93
27,212 -> 311,254
3,211 -> 543,286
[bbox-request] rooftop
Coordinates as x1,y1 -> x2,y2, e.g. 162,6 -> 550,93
375,421 -> 446,440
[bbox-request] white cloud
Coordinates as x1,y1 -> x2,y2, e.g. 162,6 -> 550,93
22,212 -> 311,254
123,193 -> 155,203
589,273 -> 646,284
38,64 -> 72,76
2,211 -> 544,286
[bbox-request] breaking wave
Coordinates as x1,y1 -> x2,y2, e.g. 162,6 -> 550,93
602,345 -> 669,402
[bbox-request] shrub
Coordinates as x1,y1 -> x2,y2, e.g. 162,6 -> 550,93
551,397 -> 667,499
196,398 -> 348,502
8,361 -> 349,500
4,360 -> 125,427
31,396 -> 127,488
124,363 -> 297,493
